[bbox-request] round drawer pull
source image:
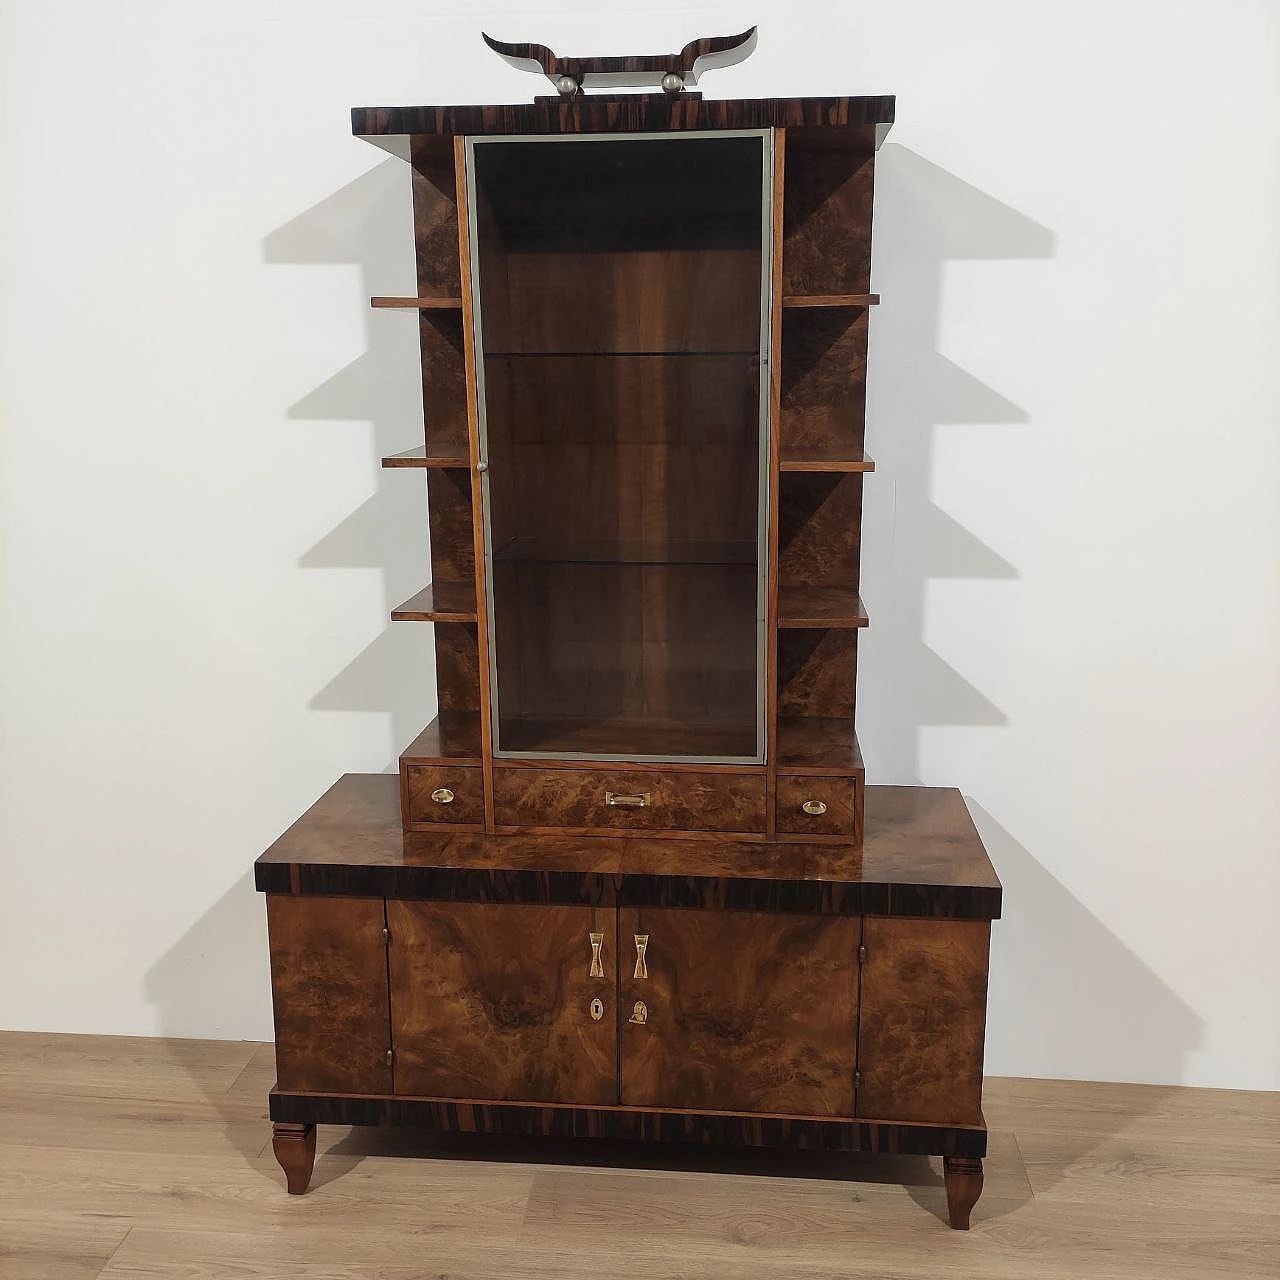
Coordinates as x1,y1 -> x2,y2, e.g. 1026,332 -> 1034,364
801,799 -> 828,816
430,787 -> 455,805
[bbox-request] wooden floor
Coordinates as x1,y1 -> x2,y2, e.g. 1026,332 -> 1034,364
0,1033 -> 1276,1278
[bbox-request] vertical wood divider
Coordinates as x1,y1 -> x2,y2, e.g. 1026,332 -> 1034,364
765,129 -> 786,837
454,135 -> 496,831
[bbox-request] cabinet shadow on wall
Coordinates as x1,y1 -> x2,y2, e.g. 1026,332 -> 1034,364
263,159 -> 437,763
143,875 -> 278,1170
860,145 -> 1047,782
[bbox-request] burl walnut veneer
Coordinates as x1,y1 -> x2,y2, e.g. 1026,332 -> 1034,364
258,67 -> 1002,1233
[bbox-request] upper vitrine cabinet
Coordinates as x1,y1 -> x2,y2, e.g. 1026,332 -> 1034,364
467,132 -> 773,764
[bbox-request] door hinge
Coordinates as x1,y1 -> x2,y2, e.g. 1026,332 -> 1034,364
382,927 -> 391,946
386,1048 -> 394,1067
854,1069 -> 862,1091
858,943 -> 867,965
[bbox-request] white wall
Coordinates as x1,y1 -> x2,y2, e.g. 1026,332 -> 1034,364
1,1 -> 1276,1090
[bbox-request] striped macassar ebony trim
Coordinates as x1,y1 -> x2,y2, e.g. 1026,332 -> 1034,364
269,1089 -> 987,1158
352,95 -> 894,143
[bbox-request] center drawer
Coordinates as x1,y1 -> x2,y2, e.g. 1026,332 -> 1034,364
493,767 -> 766,835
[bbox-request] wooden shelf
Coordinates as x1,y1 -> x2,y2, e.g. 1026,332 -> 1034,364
776,718 -> 864,774
779,447 -> 875,474
381,446 -> 470,469
401,712 -> 483,766
782,294 -> 879,308
778,587 -> 869,629
391,583 -> 477,623
371,296 -> 462,310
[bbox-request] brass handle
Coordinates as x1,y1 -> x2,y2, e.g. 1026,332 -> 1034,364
606,791 -> 651,809
801,799 -> 828,816
590,997 -> 604,1022
589,931 -> 605,979
628,1000 -> 648,1025
633,934 -> 649,980
431,787 -> 455,805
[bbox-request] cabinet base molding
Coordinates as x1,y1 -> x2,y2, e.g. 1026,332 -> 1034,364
269,1089 -> 987,1161
270,1122 -> 316,1195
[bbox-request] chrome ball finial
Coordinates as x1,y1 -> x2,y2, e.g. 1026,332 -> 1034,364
661,71 -> 685,94
555,74 -> 579,96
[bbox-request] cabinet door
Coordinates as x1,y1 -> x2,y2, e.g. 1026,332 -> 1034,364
619,907 -> 859,1116
857,917 -> 990,1125
469,133 -> 771,767
266,894 -> 393,1094
387,901 -> 615,1105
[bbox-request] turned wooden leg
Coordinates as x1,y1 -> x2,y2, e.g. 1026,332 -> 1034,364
272,1122 -> 317,1194
943,1155 -> 983,1230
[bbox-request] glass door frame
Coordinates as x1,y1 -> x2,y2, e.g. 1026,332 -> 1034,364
464,128 -> 775,766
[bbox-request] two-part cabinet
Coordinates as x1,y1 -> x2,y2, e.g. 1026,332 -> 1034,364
258,78 -> 1002,1233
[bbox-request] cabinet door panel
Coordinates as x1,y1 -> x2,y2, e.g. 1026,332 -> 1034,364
620,907 -> 858,1116
858,917 -> 990,1125
388,901 -> 615,1105
266,894 -> 392,1094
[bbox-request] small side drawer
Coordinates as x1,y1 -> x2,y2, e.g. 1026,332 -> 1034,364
404,764 -> 484,828
776,774 -> 862,839
493,768 -> 766,835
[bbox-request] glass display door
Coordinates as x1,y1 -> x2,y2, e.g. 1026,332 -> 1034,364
466,131 -> 772,764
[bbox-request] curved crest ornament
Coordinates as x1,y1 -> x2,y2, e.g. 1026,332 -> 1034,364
481,27 -> 758,98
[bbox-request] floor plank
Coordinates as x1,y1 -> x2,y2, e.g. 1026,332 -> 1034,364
1,1032 -> 1276,1280
0,1219 -> 130,1280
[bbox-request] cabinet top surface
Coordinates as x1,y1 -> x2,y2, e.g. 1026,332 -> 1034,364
255,775 -> 1000,919
352,95 -> 894,143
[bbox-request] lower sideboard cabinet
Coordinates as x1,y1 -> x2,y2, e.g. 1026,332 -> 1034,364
265,895 -> 991,1144
259,778 -> 1000,1228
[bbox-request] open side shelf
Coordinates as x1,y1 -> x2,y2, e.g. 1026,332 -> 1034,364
776,718 -> 864,774
371,296 -> 463,310
779,447 -> 875,474
401,713 -> 484,766
381,446 -> 470,469
391,583 -> 477,623
782,294 -> 879,308
778,587 -> 869,629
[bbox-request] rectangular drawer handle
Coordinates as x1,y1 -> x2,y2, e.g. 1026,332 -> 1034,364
605,791 -> 651,808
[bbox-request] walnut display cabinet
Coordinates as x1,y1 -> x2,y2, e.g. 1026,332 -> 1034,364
257,74 -> 1002,1232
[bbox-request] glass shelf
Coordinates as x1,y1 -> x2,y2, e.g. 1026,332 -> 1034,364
491,538 -> 757,567
485,350 -> 758,358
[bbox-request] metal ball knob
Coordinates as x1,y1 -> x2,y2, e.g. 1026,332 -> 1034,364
555,74 -> 579,96
661,72 -> 685,94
